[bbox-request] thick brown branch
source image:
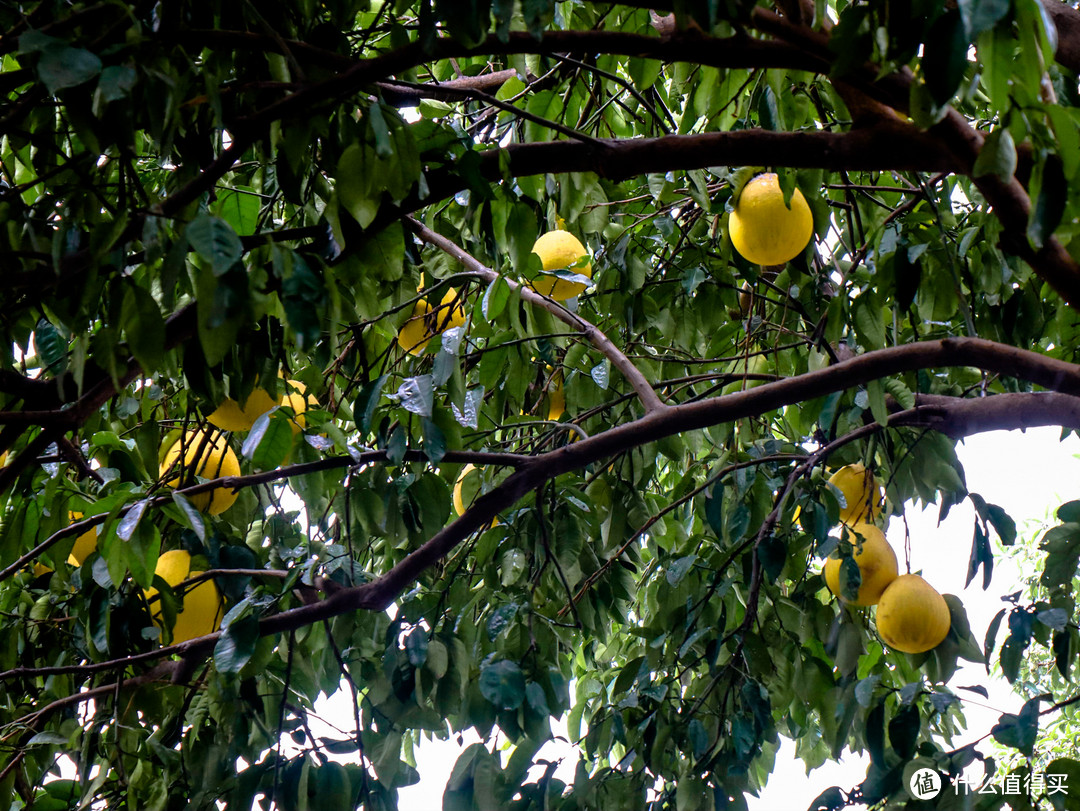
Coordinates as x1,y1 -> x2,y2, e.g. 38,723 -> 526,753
15,354 -> 1080,720
1042,0 -> 1080,74
897,392 -> 1080,437
376,68 -> 520,106
260,337 -> 1080,623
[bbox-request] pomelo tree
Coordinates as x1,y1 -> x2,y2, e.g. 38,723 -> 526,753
3,0 -> 1080,808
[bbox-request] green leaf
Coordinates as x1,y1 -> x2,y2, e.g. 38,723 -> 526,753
958,0 -> 1010,39
991,697 -> 1040,757
922,11 -> 968,106
35,318 -> 67,376
866,700 -> 887,766
336,143 -> 380,229
422,417 -> 446,462
853,296 -> 885,349
122,285 -> 165,373
37,45 -> 102,94
839,556 -> 862,603
482,276 -> 510,321
395,375 -> 434,417
1028,157 -> 1067,250
215,186 -> 261,235
281,256 -> 325,349
1000,635 -> 1025,683
757,533 -> 786,582
170,493 -> 206,542
116,499 -> 149,542
214,615 -> 260,674
865,379 -> 888,427
973,127 -> 1017,182
966,522 -> 993,589
242,412 -> 293,470
479,659 -> 526,710
888,704 -> 920,760
354,375 -> 388,435
757,85 -> 782,131
187,213 -> 243,276
405,628 -> 429,667
666,555 -> 697,586
1044,758 -> 1080,811
97,64 -> 137,103
1037,608 -> 1068,631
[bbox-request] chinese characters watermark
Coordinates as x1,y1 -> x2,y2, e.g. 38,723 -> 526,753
905,768 -> 1070,801
954,771 -> 1068,796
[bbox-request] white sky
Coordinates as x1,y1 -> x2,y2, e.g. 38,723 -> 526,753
299,427 -> 1079,810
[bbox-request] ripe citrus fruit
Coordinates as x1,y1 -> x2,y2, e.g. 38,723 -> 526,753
281,378 -> 316,433
160,431 -> 241,515
823,523 -> 898,606
828,463 -> 883,525
206,386 -> 278,433
452,464 -> 499,526
729,173 -> 813,266
146,549 -> 223,644
547,370 -> 566,422
67,512 -> 98,564
875,573 -> 951,654
529,230 -> 592,300
396,290 -> 467,355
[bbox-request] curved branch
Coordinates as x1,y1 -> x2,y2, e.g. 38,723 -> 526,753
404,217 -> 668,413
268,337 -> 1080,622
15,356 -> 1080,724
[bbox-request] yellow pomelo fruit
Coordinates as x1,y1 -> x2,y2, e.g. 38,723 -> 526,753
729,173 -> 813,266
396,290 -> 467,355
876,574 -> 951,654
67,512 -> 99,565
823,523 -> 898,606
281,379 -> 316,434
397,299 -> 434,355
547,374 -> 566,422
452,464 -> 499,526
160,431 -> 241,515
207,387 -> 278,433
0,451 -> 7,467
828,463 -> 883,525
529,231 -> 592,300
146,549 -> 223,644
433,289 -> 467,333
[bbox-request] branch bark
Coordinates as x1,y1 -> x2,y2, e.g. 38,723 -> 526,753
14,343 -> 1080,724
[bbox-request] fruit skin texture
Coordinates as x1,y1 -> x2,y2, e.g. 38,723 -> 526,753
68,512 -> 98,565
530,231 -> 592,300
828,463 -> 883,525
396,290 -> 467,355
206,387 -> 278,433
160,431 -> 241,515
823,523 -> 898,606
547,371 -> 566,421
146,550 -> 223,644
876,574 -> 951,654
281,379 -> 315,433
729,173 -> 814,266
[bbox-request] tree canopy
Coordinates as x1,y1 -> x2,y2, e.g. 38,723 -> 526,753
4,0 -> 1080,808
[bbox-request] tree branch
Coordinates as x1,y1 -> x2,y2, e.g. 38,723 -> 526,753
404,217 -> 668,413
